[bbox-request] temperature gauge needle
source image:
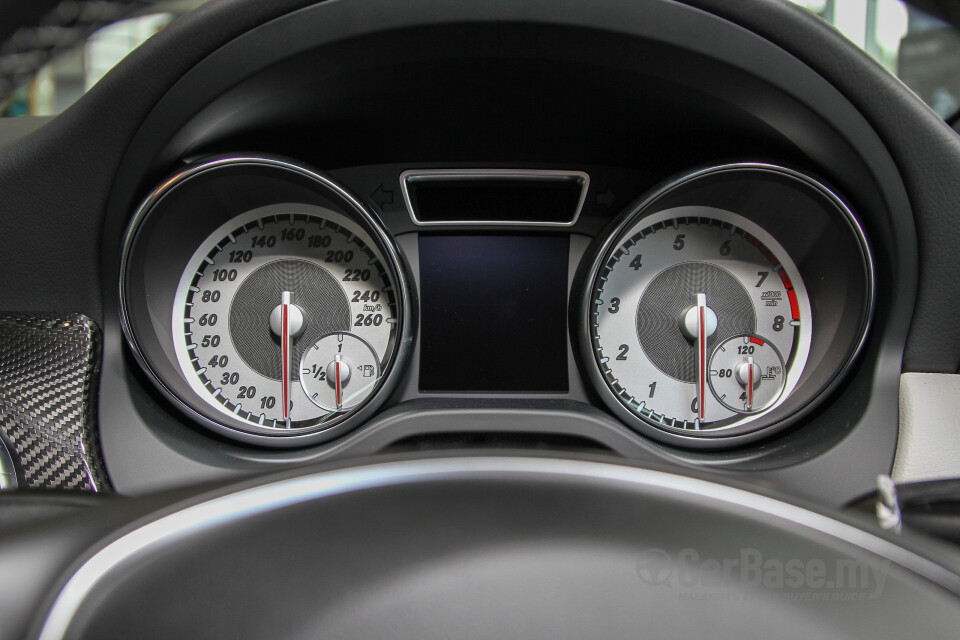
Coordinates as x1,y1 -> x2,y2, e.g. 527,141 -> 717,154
281,291 -> 292,426
747,355 -> 754,410
696,293 -> 707,420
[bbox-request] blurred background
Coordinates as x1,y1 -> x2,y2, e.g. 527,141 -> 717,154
791,0 -> 960,118
0,0 -> 210,117
1,0 -> 958,120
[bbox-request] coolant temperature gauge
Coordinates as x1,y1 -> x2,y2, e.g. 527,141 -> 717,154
300,333 -> 381,412
708,334 -> 786,414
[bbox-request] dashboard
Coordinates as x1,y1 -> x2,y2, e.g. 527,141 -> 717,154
0,0 -> 942,504
6,0 -> 960,637
28,0 -> 909,505
118,156 -> 872,452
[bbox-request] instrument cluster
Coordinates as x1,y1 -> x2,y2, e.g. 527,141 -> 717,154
120,157 -> 873,449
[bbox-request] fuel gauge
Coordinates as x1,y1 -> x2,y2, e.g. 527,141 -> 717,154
300,332 -> 381,412
708,334 -> 786,414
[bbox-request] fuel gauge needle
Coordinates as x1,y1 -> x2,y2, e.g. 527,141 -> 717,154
281,290 -> 292,427
335,354 -> 343,410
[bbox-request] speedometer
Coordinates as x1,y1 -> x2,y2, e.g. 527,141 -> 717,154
173,205 -> 397,430
120,156 -> 412,447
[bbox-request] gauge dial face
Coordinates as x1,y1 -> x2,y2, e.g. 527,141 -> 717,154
172,203 -> 398,432
589,207 -> 811,434
300,332 -> 381,411
708,334 -> 786,414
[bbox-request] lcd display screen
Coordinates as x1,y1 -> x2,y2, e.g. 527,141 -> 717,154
418,235 -> 569,392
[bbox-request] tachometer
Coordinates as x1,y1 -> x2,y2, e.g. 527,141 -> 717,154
589,208 -> 810,431
578,164 -> 874,447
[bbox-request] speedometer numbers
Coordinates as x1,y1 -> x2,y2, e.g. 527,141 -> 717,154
174,205 -> 398,433
588,209 -> 811,436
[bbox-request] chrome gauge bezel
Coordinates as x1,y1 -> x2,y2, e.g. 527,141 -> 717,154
578,163 -> 875,448
120,156 -> 414,447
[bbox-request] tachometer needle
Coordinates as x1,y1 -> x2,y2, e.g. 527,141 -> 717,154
681,293 -> 717,424
281,290 -> 292,426
696,293 -> 707,420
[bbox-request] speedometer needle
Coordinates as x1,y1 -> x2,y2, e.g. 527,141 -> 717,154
281,290 -> 292,426
269,290 -> 305,427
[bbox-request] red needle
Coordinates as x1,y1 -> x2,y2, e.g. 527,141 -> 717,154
697,294 -> 706,420
281,291 -> 291,424
335,355 -> 342,409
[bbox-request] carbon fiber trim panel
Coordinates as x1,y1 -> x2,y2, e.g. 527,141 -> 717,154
0,314 -> 109,491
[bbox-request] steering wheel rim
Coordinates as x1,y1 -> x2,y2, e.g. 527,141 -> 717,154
26,455 -> 960,639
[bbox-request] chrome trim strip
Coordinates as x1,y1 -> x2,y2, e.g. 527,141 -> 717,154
0,436 -> 16,490
399,168 -> 590,226
37,457 -> 959,639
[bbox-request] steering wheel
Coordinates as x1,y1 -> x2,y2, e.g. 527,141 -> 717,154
7,455 -> 960,639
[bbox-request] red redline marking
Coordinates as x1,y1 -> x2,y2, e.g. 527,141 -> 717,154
778,270 -> 793,289
787,289 -> 800,320
282,304 -> 289,419
749,336 -> 764,346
